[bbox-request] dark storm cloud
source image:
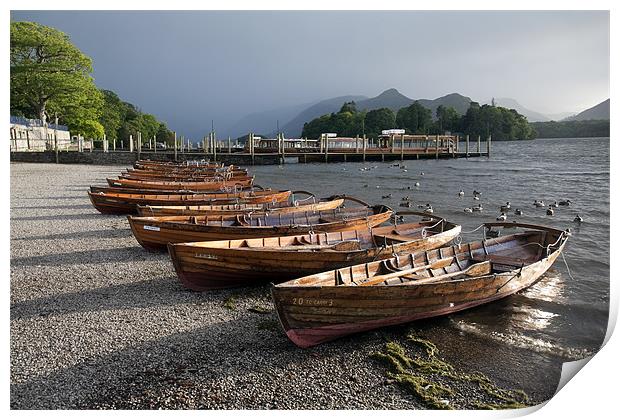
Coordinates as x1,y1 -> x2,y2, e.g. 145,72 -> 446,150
10,10 -> 609,138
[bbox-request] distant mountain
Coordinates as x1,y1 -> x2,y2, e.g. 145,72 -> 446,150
280,94 -> 367,138
417,93 -> 474,116
282,89 -> 475,137
564,99 -> 610,121
356,88 -> 413,112
546,112 -> 576,121
483,98 -> 550,122
356,89 -> 474,116
225,102 -> 313,138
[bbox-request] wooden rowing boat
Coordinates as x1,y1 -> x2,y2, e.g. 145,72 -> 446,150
119,171 -> 249,182
90,185 -> 261,196
88,190 -> 291,215
136,193 -> 347,216
168,212 -> 460,291
134,160 -> 224,170
106,177 -> 255,191
271,222 -> 569,347
128,205 -> 393,251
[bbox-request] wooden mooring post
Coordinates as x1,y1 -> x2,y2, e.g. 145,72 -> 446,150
400,133 -> 405,161
324,134 -> 329,163
54,126 -> 59,164
228,136 -> 232,154
212,132 -> 217,161
435,135 -> 439,159
465,135 -> 469,157
137,131 -> 142,160
487,135 -> 491,157
103,134 -> 108,153
129,134 -> 134,152
362,135 -> 367,162
249,132 -> 255,165
477,135 -> 481,154
174,131 -> 178,161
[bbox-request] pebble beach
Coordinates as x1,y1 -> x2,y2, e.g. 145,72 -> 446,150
10,162 -> 569,409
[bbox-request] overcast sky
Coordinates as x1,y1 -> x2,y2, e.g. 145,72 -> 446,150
11,10 -> 609,138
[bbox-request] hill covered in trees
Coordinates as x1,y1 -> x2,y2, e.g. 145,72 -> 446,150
301,100 -> 536,141
530,120 -> 610,138
10,21 -> 174,144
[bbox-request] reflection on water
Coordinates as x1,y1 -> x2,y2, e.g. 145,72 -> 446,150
521,271 -> 566,304
451,319 -> 592,360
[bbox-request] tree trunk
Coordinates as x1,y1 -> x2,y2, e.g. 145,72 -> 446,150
37,101 -> 47,124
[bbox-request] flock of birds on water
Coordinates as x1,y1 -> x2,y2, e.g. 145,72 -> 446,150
351,162 -> 584,226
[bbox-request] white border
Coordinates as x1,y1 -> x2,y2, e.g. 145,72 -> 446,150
3,1 -> 616,419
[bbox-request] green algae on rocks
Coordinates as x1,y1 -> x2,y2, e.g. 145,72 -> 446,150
372,335 -> 530,410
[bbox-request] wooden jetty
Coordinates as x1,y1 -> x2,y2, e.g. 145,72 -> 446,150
10,130 -> 491,165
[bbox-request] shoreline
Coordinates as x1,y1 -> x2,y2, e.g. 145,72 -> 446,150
10,163 -> 574,409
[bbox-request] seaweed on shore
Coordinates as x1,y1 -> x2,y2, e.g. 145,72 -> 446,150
248,304 -> 273,314
372,335 -> 530,410
222,293 -> 238,310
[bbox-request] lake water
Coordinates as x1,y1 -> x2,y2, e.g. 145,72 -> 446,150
250,137 -> 610,364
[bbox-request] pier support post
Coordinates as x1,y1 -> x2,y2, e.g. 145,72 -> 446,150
129,134 -> 134,152
391,134 -> 395,153
400,133 -> 404,161
137,131 -> 142,160
154,135 -> 157,153
477,135 -> 481,154
103,134 -> 108,153
228,136 -> 232,154
435,135 -> 439,159
113,139 -> 116,151
355,135 -> 359,153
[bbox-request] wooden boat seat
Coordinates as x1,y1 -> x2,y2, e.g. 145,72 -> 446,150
471,254 -> 537,267
373,233 -> 418,244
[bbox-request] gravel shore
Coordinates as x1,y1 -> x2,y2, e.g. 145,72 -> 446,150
10,162 -> 560,409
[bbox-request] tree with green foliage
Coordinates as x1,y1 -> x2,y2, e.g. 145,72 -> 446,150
364,108 -> 396,138
99,90 -> 125,140
156,122 -> 174,146
435,105 -> 460,133
301,102 -> 365,138
301,99 -> 537,141
461,102 -> 535,140
395,101 -> 432,134
10,21 -> 104,138
529,120 -> 609,138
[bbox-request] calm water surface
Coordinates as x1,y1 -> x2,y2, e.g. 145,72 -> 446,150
250,137 -> 610,361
